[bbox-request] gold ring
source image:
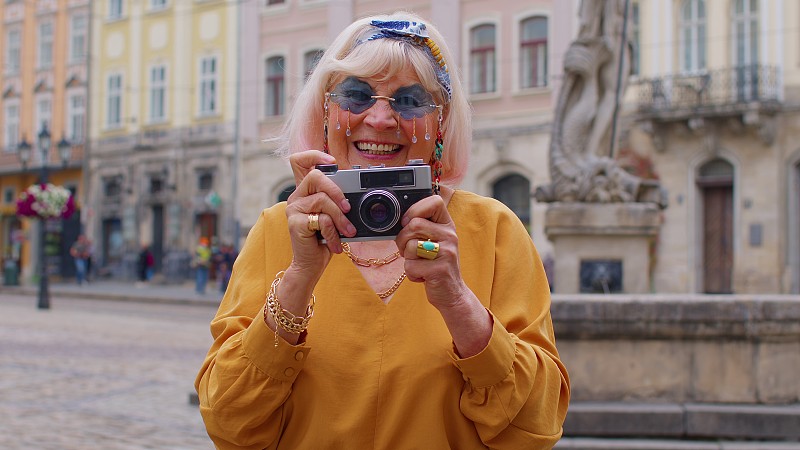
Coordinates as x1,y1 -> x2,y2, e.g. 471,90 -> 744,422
416,239 -> 439,260
307,213 -> 320,232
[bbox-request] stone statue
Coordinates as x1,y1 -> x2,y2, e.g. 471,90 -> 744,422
535,0 -> 667,207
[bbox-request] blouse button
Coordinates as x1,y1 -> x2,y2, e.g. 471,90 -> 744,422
295,351 -> 305,361
284,367 -> 295,377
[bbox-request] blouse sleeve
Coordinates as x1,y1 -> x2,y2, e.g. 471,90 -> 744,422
194,207 -> 307,450
453,202 -> 570,449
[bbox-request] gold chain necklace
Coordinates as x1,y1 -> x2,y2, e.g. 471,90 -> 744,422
377,272 -> 407,299
341,242 -> 400,267
341,243 -> 405,298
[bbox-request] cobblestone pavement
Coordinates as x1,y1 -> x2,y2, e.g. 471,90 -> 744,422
0,294 -> 218,450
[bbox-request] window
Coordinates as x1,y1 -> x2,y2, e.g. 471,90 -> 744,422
70,14 -> 88,62
149,176 -> 164,194
67,94 -> 85,143
3,187 -> 15,205
492,174 -> 531,231
150,65 -> 167,122
733,0 -> 759,66
4,104 -> 19,150
631,2 -> 640,76
199,56 -> 217,115
198,171 -> 214,191
107,74 -> 122,128
36,98 -> 52,132
265,56 -> 285,116
5,29 -> 21,74
267,0 -> 285,5
103,176 -> 122,197
470,24 -> 496,94
38,22 -> 54,68
151,0 -> 167,10
520,17 -> 548,89
108,0 -> 123,19
733,0 -> 760,100
303,49 -> 324,82
679,0 -> 707,73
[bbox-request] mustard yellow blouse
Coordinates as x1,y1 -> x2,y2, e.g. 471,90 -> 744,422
195,190 -> 570,449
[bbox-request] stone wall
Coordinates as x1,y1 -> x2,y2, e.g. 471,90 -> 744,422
552,294 -> 800,441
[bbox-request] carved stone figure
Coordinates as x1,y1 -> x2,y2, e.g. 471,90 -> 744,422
535,0 -> 667,207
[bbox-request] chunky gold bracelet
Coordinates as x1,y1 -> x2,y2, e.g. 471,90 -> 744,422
263,271 -> 315,347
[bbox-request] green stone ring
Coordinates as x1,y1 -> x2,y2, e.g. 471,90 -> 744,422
416,239 -> 440,260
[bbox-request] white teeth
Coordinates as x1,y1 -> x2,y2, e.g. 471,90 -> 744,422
355,142 -> 401,154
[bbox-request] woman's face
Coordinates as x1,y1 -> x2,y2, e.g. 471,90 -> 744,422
326,73 -> 440,170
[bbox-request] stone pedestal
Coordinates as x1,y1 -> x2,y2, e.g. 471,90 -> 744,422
544,202 -> 661,294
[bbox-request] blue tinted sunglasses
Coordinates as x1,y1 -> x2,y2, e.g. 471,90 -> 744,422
327,77 -> 440,120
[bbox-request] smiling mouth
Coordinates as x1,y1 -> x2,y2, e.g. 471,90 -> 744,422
355,142 -> 402,155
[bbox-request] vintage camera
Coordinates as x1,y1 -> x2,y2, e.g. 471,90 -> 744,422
316,160 -> 432,242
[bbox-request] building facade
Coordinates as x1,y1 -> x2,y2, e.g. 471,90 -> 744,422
0,0 -> 88,282
88,0 -> 259,279
626,0 -> 800,293
245,0 -> 800,294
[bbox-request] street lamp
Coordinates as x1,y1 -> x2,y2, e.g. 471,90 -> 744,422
17,125 -> 70,310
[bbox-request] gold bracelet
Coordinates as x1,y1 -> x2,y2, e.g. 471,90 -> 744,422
263,271 -> 315,347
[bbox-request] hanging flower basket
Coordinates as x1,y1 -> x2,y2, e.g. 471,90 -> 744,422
16,183 -> 75,220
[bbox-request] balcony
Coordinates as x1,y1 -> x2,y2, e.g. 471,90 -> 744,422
632,65 -> 781,121
631,65 -> 782,147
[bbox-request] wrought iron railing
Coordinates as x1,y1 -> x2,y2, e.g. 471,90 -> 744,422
632,65 -> 781,115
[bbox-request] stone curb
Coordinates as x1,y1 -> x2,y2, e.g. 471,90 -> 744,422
0,285 -> 220,307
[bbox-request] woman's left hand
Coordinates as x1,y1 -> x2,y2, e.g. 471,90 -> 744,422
395,194 -> 469,310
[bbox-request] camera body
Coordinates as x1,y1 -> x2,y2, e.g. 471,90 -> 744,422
316,160 -> 432,242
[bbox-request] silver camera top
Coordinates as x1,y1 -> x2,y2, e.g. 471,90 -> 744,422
316,160 -> 431,192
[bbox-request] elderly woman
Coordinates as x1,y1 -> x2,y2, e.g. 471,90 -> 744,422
196,12 -> 569,449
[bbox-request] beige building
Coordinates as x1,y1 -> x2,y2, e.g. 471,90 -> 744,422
625,0 -> 800,293
88,0 -> 259,279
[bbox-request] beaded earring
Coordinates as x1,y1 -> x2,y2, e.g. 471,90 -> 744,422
411,118 -> 417,144
430,106 -> 444,195
323,93 -> 330,153
346,110 -> 352,137
335,104 -> 341,131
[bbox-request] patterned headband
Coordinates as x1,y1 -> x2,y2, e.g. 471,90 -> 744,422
359,20 -> 452,102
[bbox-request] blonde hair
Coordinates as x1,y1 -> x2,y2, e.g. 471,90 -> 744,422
276,11 -> 471,186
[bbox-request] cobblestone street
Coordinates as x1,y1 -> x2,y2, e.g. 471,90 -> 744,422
0,294 -> 217,449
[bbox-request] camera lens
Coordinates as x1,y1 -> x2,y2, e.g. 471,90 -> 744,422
359,190 -> 400,233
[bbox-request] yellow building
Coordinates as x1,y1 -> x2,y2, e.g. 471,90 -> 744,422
0,0 -> 88,283
88,0 -> 255,280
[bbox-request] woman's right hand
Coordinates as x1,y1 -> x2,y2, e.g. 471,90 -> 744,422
285,150 -> 357,280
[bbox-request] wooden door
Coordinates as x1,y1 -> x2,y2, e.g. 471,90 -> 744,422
702,185 -> 733,293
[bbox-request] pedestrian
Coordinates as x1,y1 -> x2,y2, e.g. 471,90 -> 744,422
137,244 -> 155,282
217,243 -> 237,293
69,234 -> 91,286
195,12 -> 569,449
193,237 -> 212,295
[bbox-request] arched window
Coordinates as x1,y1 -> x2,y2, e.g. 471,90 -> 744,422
265,56 -> 285,116
520,16 -> 548,88
303,49 -> 324,82
277,185 -> 295,203
470,24 -> 496,94
492,174 -> 531,231
679,0 -> 706,73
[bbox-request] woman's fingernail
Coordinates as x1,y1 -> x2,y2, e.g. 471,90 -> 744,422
340,199 -> 351,212
346,224 -> 357,236
401,216 -> 410,227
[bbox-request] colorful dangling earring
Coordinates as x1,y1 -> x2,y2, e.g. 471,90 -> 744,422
430,106 -> 444,195
346,110 -> 352,137
335,104 -> 341,131
411,118 -> 417,144
424,118 -> 431,141
323,93 -> 330,153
